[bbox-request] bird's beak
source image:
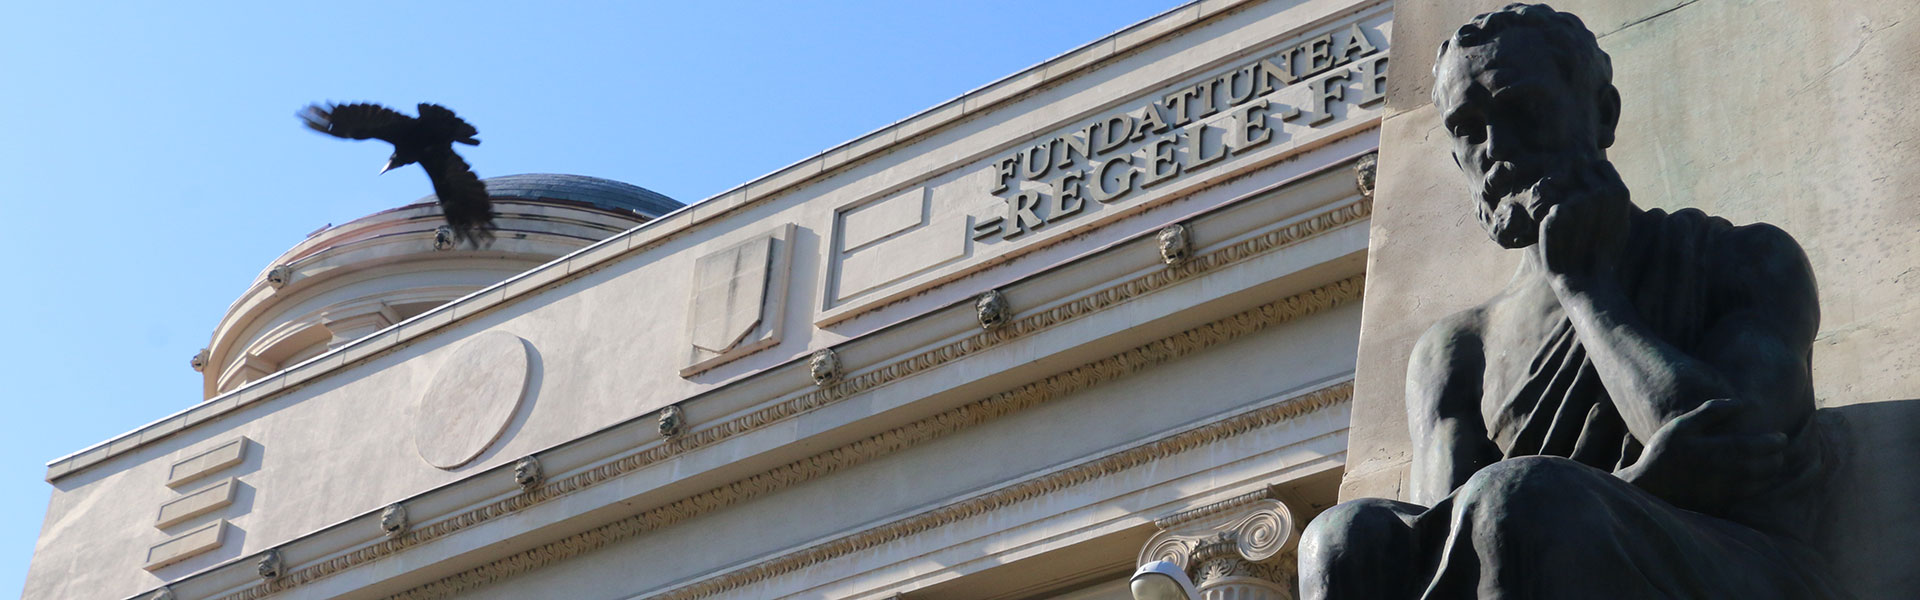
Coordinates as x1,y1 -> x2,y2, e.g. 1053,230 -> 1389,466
379,159 -> 398,175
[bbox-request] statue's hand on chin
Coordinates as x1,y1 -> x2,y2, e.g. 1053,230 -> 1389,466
1617,399 -> 1790,513
1531,159 -> 1631,290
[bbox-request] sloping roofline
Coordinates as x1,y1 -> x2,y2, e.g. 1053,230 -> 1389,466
47,0 -> 1248,480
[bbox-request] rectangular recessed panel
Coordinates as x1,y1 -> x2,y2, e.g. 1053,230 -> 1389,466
144,520 -> 225,571
837,223 -> 967,300
840,187 -> 925,251
166,437 -> 248,489
155,478 -> 236,529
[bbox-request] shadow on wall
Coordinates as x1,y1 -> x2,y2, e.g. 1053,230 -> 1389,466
1817,398 -> 1920,598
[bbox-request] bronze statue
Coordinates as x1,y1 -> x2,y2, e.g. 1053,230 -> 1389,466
1297,5 -> 1847,598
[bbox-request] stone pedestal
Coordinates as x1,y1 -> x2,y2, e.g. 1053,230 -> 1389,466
1138,486 -> 1298,600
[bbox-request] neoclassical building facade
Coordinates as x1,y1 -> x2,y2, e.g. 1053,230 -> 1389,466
28,1 -> 1394,598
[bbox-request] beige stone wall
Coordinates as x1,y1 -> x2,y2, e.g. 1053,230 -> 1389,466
1345,0 -> 1920,595
26,2 -> 1394,598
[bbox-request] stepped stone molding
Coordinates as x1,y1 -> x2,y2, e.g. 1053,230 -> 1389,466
184,204 -> 1365,600
635,385 -> 1349,600
375,283 -> 1359,600
1153,484 -> 1285,531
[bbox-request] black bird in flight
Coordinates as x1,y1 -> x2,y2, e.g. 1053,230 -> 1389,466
299,102 -> 494,245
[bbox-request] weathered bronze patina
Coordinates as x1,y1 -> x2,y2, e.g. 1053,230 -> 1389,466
1298,5 -> 1847,598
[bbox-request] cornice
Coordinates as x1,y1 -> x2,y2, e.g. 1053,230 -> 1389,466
49,0 -> 1368,481
640,384 -> 1351,600
151,188 -> 1368,600
377,282 -> 1360,600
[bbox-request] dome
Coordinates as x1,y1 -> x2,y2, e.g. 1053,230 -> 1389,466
198,173 -> 682,399
455,173 -> 681,218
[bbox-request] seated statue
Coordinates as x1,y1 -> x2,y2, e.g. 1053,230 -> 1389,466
1297,5 -> 1848,598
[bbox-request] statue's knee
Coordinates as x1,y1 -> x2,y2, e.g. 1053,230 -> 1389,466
1457,457 -> 1606,532
1301,498 -> 1414,564
1301,499 -> 1420,600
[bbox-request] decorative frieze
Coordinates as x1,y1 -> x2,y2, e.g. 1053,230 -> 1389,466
377,284 -> 1359,600
191,215 -> 1367,600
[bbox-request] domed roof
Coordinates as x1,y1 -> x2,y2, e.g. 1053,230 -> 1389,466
204,172 -> 681,399
421,173 -> 683,218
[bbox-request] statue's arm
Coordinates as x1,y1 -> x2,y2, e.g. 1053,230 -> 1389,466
1406,314 -> 1501,505
1554,224 -> 1819,441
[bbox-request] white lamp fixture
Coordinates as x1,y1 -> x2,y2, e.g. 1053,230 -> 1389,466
1130,560 -> 1202,600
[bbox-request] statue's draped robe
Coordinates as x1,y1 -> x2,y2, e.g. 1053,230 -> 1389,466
1338,209 -> 1847,599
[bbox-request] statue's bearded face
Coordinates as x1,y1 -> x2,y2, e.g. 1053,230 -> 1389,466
1434,29 -> 1611,248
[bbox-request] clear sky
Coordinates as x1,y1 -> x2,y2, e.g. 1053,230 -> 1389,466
0,1 -> 1181,595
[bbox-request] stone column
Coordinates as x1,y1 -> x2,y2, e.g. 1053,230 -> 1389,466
1138,486 -> 1297,600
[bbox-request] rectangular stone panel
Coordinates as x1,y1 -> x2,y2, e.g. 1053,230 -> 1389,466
155,477 -> 236,529
165,437 -> 248,489
840,187 -> 926,251
143,520 -> 225,571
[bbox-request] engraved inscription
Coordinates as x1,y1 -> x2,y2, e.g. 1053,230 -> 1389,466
969,22 -> 1388,243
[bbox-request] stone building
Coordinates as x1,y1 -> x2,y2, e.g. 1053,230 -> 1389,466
29,2 -> 1390,598
27,0 -> 1918,598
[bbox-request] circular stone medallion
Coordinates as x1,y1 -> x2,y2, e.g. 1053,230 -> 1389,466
414,331 -> 532,469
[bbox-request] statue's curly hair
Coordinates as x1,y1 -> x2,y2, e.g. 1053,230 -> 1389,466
1432,4 -> 1617,145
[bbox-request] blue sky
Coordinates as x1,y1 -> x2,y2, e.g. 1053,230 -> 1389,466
0,1 -> 1180,594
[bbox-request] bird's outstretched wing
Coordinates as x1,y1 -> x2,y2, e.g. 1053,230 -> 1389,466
419,149 -> 494,245
417,103 -> 481,146
299,103 -> 413,142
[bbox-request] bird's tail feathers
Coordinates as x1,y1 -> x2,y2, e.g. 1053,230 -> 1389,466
443,207 -> 499,248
